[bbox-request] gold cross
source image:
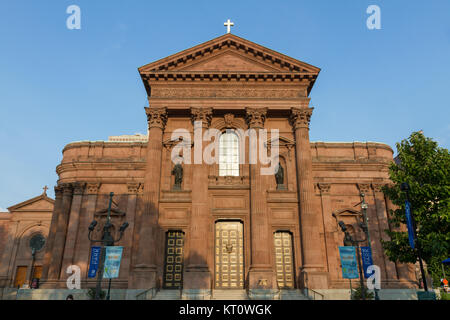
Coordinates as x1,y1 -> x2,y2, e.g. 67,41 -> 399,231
43,186 -> 48,194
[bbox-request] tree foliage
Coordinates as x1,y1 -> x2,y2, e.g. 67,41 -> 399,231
382,131 -> 450,285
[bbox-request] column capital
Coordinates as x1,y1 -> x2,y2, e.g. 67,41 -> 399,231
372,183 -> 386,194
72,182 -> 86,195
318,183 -> 331,194
289,107 -> 313,131
61,183 -> 73,196
85,183 -> 101,195
54,185 -> 64,199
190,107 -> 213,128
357,183 -> 371,195
127,182 -> 140,194
145,107 -> 168,131
245,107 -> 267,129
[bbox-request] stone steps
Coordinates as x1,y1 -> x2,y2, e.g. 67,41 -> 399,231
279,289 -> 310,300
212,290 -> 249,300
152,289 -> 182,300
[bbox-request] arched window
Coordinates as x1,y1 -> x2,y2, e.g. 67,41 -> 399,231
219,131 -> 239,176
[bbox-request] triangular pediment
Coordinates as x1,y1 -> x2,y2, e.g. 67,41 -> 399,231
177,50 -> 279,73
139,33 -> 320,74
7,193 -> 54,212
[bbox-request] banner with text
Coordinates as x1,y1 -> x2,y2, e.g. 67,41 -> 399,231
87,246 -> 101,278
103,246 -> 123,279
339,246 -> 359,279
360,246 -> 374,278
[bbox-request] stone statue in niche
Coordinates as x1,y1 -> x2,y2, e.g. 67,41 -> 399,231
275,163 -> 285,190
172,163 -> 183,190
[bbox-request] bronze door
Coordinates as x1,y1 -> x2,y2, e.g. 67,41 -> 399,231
14,266 -> 27,288
274,232 -> 295,288
215,221 -> 244,289
163,231 -> 184,289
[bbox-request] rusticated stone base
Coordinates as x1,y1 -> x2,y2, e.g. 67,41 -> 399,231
299,270 -> 329,289
183,267 -> 211,290
247,267 -> 276,290
131,265 -> 158,289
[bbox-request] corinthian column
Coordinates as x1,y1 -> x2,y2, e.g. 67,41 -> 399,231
132,107 -> 167,289
290,107 -> 327,289
41,185 -> 63,284
47,183 -> 73,283
246,107 -> 275,290
184,107 -> 213,291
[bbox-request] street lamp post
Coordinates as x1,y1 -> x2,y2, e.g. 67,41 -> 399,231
338,221 -> 367,300
88,192 -> 129,300
359,193 -> 380,300
400,182 -> 428,292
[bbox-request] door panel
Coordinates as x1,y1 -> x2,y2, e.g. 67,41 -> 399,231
14,266 -> 27,288
163,231 -> 184,289
215,221 -> 244,289
274,232 -> 295,288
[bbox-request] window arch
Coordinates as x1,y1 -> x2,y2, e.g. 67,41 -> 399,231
219,131 -> 239,176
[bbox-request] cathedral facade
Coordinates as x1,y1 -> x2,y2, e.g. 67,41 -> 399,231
1,34 -> 417,299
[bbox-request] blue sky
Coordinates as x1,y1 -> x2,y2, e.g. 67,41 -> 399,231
0,0 -> 449,208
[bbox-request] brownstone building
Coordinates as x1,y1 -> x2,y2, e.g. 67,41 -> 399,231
0,34 -> 418,299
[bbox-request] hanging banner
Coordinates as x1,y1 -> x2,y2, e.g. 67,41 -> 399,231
360,246 -> 374,278
103,246 -> 123,279
87,246 -> 101,278
405,200 -> 415,249
339,246 -> 359,279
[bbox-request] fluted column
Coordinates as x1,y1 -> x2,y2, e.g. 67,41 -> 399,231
318,183 -> 340,280
132,107 -> 167,288
290,107 -> 327,289
47,183 -> 73,282
358,183 -> 387,281
184,107 -> 213,290
246,107 -> 275,290
41,185 -> 63,283
60,182 -> 86,279
372,183 -> 398,282
76,183 -> 100,281
122,183 -> 138,285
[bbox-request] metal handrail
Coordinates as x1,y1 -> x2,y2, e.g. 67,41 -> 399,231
135,287 -> 159,300
307,287 -> 324,300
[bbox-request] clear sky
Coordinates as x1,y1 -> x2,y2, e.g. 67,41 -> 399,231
0,0 -> 449,209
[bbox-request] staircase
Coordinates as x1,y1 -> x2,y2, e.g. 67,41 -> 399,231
152,289 -> 182,300
212,290 -> 249,300
279,289 -> 311,300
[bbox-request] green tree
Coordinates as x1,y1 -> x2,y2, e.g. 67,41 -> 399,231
382,131 -> 450,286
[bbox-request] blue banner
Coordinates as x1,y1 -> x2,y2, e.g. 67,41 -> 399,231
405,200 -> 415,249
360,246 -> 374,278
339,246 -> 359,279
103,246 -> 123,279
88,246 -> 101,278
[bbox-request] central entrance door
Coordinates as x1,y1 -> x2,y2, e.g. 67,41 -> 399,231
215,221 -> 244,289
